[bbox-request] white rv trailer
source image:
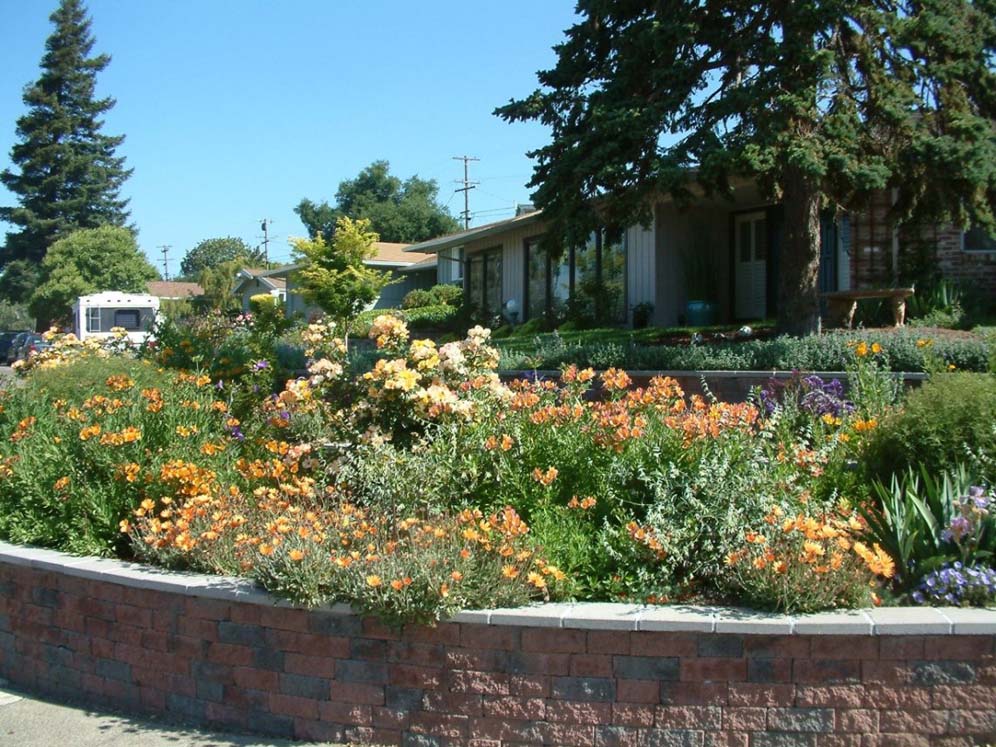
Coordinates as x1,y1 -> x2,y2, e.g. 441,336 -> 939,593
72,292 -> 160,345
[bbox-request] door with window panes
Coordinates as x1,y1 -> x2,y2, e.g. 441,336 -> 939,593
734,212 -> 767,320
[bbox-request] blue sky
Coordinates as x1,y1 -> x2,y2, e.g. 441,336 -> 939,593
0,0 -> 576,274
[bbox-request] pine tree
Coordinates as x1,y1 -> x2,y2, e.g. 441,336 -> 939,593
0,0 -> 132,302
497,1 -> 996,335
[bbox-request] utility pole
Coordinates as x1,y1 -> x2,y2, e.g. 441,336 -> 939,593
452,155 -> 479,229
158,245 -> 171,281
260,220 -> 271,266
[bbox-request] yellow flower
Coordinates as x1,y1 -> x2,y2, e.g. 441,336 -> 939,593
855,342 -> 868,357
366,575 -> 383,588
526,571 -> 546,589
870,342 -> 882,354
502,565 -> 519,579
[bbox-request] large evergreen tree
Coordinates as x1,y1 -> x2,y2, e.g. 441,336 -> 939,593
0,0 -> 132,302
497,1 -> 996,335
296,161 -> 459,243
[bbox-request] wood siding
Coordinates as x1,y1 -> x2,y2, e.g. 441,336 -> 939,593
625,221 -> 655,324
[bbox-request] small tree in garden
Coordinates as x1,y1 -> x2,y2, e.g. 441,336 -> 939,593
197,259 -> 242,314
496,0 -> 996,335
291,217 -> 396,337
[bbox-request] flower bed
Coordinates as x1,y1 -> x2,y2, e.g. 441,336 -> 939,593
1,541 -> 994,745
0,320 -> 993,625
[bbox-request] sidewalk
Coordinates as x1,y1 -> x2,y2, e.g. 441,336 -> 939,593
0,682 -> 343,747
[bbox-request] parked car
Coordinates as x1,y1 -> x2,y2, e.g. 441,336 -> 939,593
5,332 -> 30,365
0,332 -> 19,362
15,334 -> 50,363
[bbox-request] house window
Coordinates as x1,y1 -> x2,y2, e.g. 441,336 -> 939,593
86,307 -> 100,333
963,225 -> 996,253
113,310 -> 141,331
450,248 -> 464,282
524,230 -> 626,323
466,247 -> 502,316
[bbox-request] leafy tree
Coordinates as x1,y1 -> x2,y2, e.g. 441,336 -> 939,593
496,1 -> 996,335
30,226 -> 157,325
0,301 -> 34,331
179,236 -> 265,279
295,161 -> 459,243
197,259 -> 243,314
0,0 -> 132,302
291,217 -> 396,335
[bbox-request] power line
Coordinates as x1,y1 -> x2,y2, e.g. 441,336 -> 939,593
452,155 -> 479,230
259,219 -> 271,266
157,245 -> 171,281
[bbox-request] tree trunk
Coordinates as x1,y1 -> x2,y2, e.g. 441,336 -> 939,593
777,167 -> 822,336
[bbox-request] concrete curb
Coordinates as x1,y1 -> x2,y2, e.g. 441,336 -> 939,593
2,540 -> 993,635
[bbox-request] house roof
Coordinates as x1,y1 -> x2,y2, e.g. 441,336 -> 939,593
404,210 -> 544,255
234,268 -> 287,292
398,255 -> 438,273
244,243 -> 435,281
147,281 -> 203,299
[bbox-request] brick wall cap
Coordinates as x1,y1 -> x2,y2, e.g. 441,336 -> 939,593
792,609 -> 874,635
2,540 -> 993,636
711,607 -> 794,634
501,369 -> 928,381
636,605 -> 716,632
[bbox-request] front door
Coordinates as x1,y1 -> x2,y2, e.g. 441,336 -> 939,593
735,212 -> 767,319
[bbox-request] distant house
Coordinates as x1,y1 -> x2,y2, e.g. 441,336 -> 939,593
232,268 -> 287,313
147,281 -> 203,300
235,243 -> 437,318
403,183 -> 996,327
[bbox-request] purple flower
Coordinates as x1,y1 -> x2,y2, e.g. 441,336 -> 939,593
254,360 -> 269,370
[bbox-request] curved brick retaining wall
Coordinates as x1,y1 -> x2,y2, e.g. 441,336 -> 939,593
0,542 -> 993,746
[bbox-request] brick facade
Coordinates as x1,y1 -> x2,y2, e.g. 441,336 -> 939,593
849,193 -> 996,295
1,559 -> 994,746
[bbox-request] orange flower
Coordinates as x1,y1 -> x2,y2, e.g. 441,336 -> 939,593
451,571 -> 463,581
288,549 -> 305,562
531,466 -> 558,486
390,579 -> 404,591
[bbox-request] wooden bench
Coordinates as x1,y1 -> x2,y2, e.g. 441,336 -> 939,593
822,287 -> 915,328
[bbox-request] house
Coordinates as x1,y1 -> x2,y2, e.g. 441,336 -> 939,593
72,292 -> 160,344
147,281 -> 203,300
234,242 -> 437,318
404,182 -> 996,327
233,268 -> 287,313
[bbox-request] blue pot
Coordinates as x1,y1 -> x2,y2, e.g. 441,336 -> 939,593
685,300 -> 717,327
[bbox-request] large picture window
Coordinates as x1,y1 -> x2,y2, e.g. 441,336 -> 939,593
963,225 -> 996,253
524,230 -> 626,324
466,247 -> 502,317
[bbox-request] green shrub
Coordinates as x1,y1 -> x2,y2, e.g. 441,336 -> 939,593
401,289 -> 435,309
496,329 -> 990,373
406,304 -> 461,330
429,283 -> 463,307
863,373 -> 996,484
